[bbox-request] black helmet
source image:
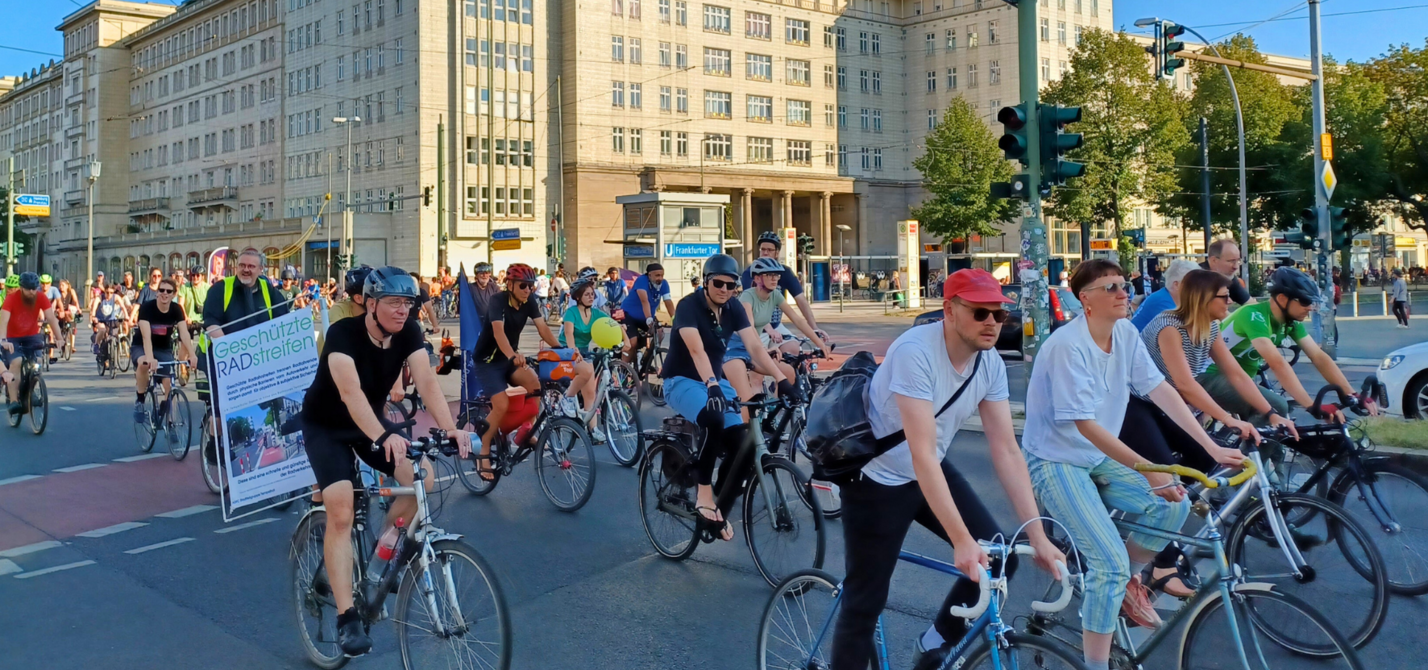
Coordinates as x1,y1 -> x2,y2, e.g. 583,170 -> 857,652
344,264 -> 375,297
18,272 -> 41,290
473,262 -> 493,274
363,266 -> 420,302
188,265 -> 204,277
702,254 -> 740,281
749,257 -> 784,275
1268,267 -> 1319,304
756,230 -> 782,250
280,268 -> 297,280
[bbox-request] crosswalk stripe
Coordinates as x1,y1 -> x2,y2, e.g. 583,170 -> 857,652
13,560 -> 97,579
0,475 -> 42,487
53,463 -> 107,473
0,541 -> 63,558
76,522 -> 148,538
112,453 -> 167,463
155,505 -> 216,518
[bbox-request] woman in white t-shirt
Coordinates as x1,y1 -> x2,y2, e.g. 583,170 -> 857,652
1022,260 -> 1242,670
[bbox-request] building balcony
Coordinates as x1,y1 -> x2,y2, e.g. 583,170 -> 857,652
187,186 -> 238,208
65,124 -> 84,139
64,189 -> 85,205
65,91 -> 85,107
64,157 -> 87,171
128,197 -> 170,214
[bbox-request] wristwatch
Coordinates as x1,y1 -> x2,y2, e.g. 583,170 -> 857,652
706,376 -> 718,387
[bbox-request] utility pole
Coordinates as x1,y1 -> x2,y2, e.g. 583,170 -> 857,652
5,157 -> 15,276
437,116 -> 446,272
326,153 -> 333,281
86,161 -> 101,289
1308,0 -> 1337,356
1200,117 -> 1213,256
1015,0 -> 1050,360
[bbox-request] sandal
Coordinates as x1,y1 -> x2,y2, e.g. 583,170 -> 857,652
696,505 -> 733,542
470,453 -> 498,482
1145,564 -> 1197,598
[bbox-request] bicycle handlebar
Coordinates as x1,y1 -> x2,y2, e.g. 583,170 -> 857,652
1134,459 -> 1257,489
948,542 -> 1075,619
1311,377 -> 1384,420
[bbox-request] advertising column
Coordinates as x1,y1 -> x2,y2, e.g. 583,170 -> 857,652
897,220 -> 921,310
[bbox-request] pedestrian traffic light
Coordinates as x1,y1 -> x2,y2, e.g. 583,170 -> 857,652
423,186 -> 433,207
797,233 -> 815,256
1126,228 -> 1146,248
997,104 -> 1031,166
1039,104 -> 1084,189
1161,23 -> 1188,79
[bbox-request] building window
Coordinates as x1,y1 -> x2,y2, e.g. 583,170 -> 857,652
612,127 -> 624,152
746,11 -> 770,39
967,26 -> 978,48
786,59 -> 810,86
612,36 -> 624,61
1040,18 -> 1049,41
676,87 -> 688,112
659,42 -> 671,67
859,69 -> 868,92
871,109 -> 881,131
704,47 -> 731,75
704,90 -> 731,118
612,0 -> 622,15
676,131 -> 688,156
787,99 -> 810,125
630,128 -> 643,154
703,5 -> 730,33
630,83 -> 643,108
824,26 -> 835,48
612,81 -> 625,106
675,0 -> 686,25
928,109 -> 937,129
989,60 -> 1001,85
787,140 -> 810,166
873,148 -> 883,171
659,0 -> 669,23
1057,22 -> 1066,45
786,18 -> 809,45
630,38 -> 642,64
747,95 -> 772,121
1041,58 -> 1050,82
837,66 -> 846,90
860,108 -> 869,130
824,64 -> 835,87
825,143 -> 836,167
748,136 -> 773,163
1075,25 -> 1083,45
946,29 -> 957,51
872,71 -> 881,94
825,103 -> 835,126
927,71 -> 936,92
660,130 -> 673,154
675,44 -> 688,68
947,67 -> 957,89
925,33 -> 935,55
988,20 -> 999,44
837,105 -> 847,128
835,27 -> 846,51
703,133 -> 731,160
871,33 -> 881,54
660,86 -> 672,111
747,53 -> 772,80
967,64 -> 978,88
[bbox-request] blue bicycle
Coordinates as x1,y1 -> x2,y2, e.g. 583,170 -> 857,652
757,540 -> 1082,670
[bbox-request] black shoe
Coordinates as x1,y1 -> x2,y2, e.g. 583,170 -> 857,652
336,608 -> 372,657
7,401 -> 23,417
911,643 -> 953,670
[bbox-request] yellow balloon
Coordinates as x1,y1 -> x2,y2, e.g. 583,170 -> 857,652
591,316 -> 624,350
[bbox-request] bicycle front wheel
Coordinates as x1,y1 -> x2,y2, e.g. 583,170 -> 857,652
201,414 -> 228,495
534,417 -> 596,511
27,376 -> 47,436
395,539 -> 512,670
1330,461 -> 1428,595
1180,583 -> 1364,669
290,510 -> 351,670
134,394 -> 157,453
117,340 -> 131,372
600,389 -> 644,467
756,569 -> 841,670
645,346 -> 667,407
744,457 -> 826,588
962,632 -> 1089,670
165,388 -> 192,460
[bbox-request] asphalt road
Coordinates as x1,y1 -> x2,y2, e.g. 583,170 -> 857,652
0,315 -> 1420,669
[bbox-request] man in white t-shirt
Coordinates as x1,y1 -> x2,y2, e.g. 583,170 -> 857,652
831,269 -> 1064,670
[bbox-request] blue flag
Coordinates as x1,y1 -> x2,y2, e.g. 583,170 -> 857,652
457,264 -> 483,402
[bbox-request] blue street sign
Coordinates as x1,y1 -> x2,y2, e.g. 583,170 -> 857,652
664,242 -> 721,259
15,194 -> 49,207
492,228 -> 521,241
624,244 -> 655,258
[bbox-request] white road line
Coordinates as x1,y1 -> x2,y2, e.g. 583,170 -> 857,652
12,560 -> 95,580
112,453 -> 167,463
53,463 -> 107,473
84,396 -> 107,402
124,537 -> 195,554
75,521 -> 148,538
155,505 -> 216,518
213,517 -> 280,534
0,541 -> 64,558
59,406 -> 76,412
0,559 -> 19,576
0,475 -> 42,487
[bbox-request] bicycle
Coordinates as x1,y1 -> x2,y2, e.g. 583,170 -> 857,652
290,426 -> 512,669
639,393 -> 826,588
761,344 -> 840,518
630,323 -> 667,407
58,319 -> 75,363
569,346 -> 644,467
93,325 -> 121,379
4,344 -> 49,436
758,540 -> 1082,670
1027,459 -> 1366,669
133,359 -> 194,461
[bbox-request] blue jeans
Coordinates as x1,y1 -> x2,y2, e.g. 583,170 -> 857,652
664,376 -> 742,429
2,334 -> 45,367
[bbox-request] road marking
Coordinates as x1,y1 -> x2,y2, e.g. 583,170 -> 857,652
0,541 -> 63,558
124,537 -> 195,554
0,559 -> 19,576
76,521 -> 148,538
84,397 -> 107,402
214,517 -> 280,534
112,453 -> 167,463
0,475 -> 42,487
59,406 -> 76,412
155,505 -> 216,518
53,463 -> 107,473
13,560 -> 96,579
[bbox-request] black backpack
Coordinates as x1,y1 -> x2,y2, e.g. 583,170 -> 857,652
804,350 -> 981,482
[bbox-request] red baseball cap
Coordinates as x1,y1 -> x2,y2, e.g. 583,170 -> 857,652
943,269 -> 1013,304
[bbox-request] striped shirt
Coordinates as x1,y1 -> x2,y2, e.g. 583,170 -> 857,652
1140,311 -> 1219,391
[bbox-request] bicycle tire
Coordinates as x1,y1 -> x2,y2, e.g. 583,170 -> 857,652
454,409 -> 500,496
534,417 -> 596,512
600,389 -> 644,467
610,359 -> 641,411
96,348 -> 106,376
743,457 -> 826,588
756,568 -> 842,670
1329,460 -> 1428,596
117,339 -> 131,372
638,438 -> 700,560
961,632 -> 1090,670
780,413 -> 842,520
1179,583 -> 1364,668
200,415 -> 228,495
1226,492 -> 1389,650
395,538 -> 512,670
134,393 -> 158,453
107,340 -> 119,379
645,346 -> 667,407
166,388 -> 193,461
27,375 -> 47,436
290,509 -> 351,670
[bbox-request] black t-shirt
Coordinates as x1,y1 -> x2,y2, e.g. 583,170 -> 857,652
303,315 -> 425,433
132,300 -> 187,350
661,288 -> 752,382
471,291 -> 543,365
1199,262 -> 1251,305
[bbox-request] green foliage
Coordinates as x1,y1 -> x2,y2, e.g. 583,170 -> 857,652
911,96 -> 1018,242
1117,235 -> 1137,271
226,416 -> 255,445
1368,40 -> 1428,231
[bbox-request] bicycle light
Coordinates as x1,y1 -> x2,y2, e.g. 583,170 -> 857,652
1380,355 -> 1404,370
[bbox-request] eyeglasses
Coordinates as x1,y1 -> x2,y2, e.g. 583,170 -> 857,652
380,298 -> 415,309
708,278 -> 738,290
157,288 -> 175,295
1089,281 -> 1129,295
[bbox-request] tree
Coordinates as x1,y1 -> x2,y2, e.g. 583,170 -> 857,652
1368,40 -> 1428,232
1042,29 -> 1190,241
911,96 -> 1018,242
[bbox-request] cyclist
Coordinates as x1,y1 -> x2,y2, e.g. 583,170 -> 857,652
3,274 -> 16,297
468,262 -> 501,318
89,284 -> 130,362
724,257 -> 829,417
301,267 -> 472,657
199,249 -> 291,452
176,266 -> 209,323
662,254 -> 800,542
407,272 -> 440,332
830,270 -> 1064,669
276,268 -> 299,302
1199,266 -> 1375,424
601,267 -> 628,316
132,277 -> 198,424
57,279 -> 81,353
38,275 -> 61,359
619,262 -> 675,365
118,271 -> 138,301
1023,260 -> 1233,670
1202,238 -> 1254,306
134,267 -> 164,313
741,231 -> 830,349
1,273 -> 63,416
559,277 -> 618,442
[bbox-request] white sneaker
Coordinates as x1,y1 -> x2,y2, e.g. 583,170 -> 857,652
560,396 -> 580,418
591,425 -> 607,443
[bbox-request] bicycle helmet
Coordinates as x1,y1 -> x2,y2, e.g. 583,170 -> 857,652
578,266 -> 600,283
188,265 -> 204,277
344,264 -> 374,297
363,266 -> 420,302
473,262 -> 494,274
756,230 -> 783,250
4,275 -> 18,289
18,272 -> 40,290
1268,266 -> 1320,305
39,274 -> 52,284
702,253 -> 740,280
749,257 -> 785,276
280,268 -> 297,280
505,263 -> 537,283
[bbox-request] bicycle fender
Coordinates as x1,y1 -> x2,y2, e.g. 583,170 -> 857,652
288,507 -> 326,555
1359,455 -> 1391,467
1174,582 -> 1277,670
423,531 -> 465,544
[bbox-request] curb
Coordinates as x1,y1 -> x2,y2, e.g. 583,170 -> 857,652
1365,444 -> 1428,480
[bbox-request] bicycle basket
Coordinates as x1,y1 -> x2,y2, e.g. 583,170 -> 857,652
537,348 -> 579,382
1282,424 -> 1351,460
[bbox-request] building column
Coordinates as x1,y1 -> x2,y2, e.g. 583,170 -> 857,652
781,190 -> 794,232
819,191 -> 833,257
854,193 -> 867,257
741,188 -> 754,264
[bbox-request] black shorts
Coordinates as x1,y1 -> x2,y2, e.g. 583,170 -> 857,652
303,422 -> 399,491
622,315 -> 651,348
471,358 -> 517,397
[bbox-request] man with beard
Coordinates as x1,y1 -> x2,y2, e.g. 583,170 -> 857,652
0,273 -> 64,416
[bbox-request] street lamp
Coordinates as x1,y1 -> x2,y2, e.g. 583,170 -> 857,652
85,161 -> 102,292
332,116 -> 361,270
836,223 -> 851,312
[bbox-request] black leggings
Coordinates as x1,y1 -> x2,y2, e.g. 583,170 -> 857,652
1393,300 -> 1409,326
1119,395 -> 1217,475
830,462 -> 1017,669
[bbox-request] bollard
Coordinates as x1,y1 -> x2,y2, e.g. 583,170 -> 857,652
1352,290 -> 1358,317
1384,290 -> 1391,316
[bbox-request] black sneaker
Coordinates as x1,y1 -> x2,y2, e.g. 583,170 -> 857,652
911,643 -> 952,670
9,401 -> 25,416
336,608 -> 372,657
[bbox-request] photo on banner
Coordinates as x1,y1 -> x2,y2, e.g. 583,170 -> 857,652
210,309 -> 320,520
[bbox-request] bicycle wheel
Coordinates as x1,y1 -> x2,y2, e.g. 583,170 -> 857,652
134,393 -> 158,453
781,416 -> 842,520
610,359 -> 641,410
61,333 -> 72,362
27,375 -> 47,436
200,414 -> 229,495
600,389 -> 644,467
107,341 -> 119,379
1180,583 -> 1364,669
645,346 -> 667,407
534,417 -> 596,512
384,400 -> 411,425
395,539 -> 512,670
638,438 -> 700,560
5,374 -> 22,429
756,569 -> 841,670
744,457 -> 826,588
1226,492 -> 1389,650
165,388 -> 193,460
96,347 -> 106,376
961,632 -> 1089,670
117,339 -> 131,372
290,510 -> 352,670
1330,461 -> 1428,595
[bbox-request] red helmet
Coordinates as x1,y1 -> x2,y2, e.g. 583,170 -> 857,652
505,263 -> 537,283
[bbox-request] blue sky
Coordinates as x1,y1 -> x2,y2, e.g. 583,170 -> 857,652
0,0 -> 1425,75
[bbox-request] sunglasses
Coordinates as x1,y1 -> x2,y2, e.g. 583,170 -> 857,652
513,281 -> 532,290
1088,281 -> 1128,295
965,306 -> 1010,323
1212,293 -> 1231,302
157,288 -> 175,294
708,278 -> 738,290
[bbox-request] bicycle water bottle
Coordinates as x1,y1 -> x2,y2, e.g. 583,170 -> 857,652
365,518 -> 405,585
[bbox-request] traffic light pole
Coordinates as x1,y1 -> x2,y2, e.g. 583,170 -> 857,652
1016,0 -> 1051,360
5,157 -> 15,276
1308,0 -> 1336,356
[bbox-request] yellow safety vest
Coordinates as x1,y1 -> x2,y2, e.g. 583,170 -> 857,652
198,277 -> 273,353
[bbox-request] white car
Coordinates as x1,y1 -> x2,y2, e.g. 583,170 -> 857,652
1379,341 -> 1428,419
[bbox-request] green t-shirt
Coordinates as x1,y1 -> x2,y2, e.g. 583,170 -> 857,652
178,281 -> 209,319
1208,301 -> 1308,377
738,286 -> 787,331
559,305 -> 610,350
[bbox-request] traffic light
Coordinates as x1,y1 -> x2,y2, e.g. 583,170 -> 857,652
1161,23 -> 1188,79
796,233 -> 815,256
1038,103 -> 1084,189
387,191 -> 397,211
1328,206 -> 1349,250
1297,208 -> 1320,250
989,174 -> 1032,201
1126,228 -> 1146,248
423,186 -> 433,207
997,104 -> 1031,166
